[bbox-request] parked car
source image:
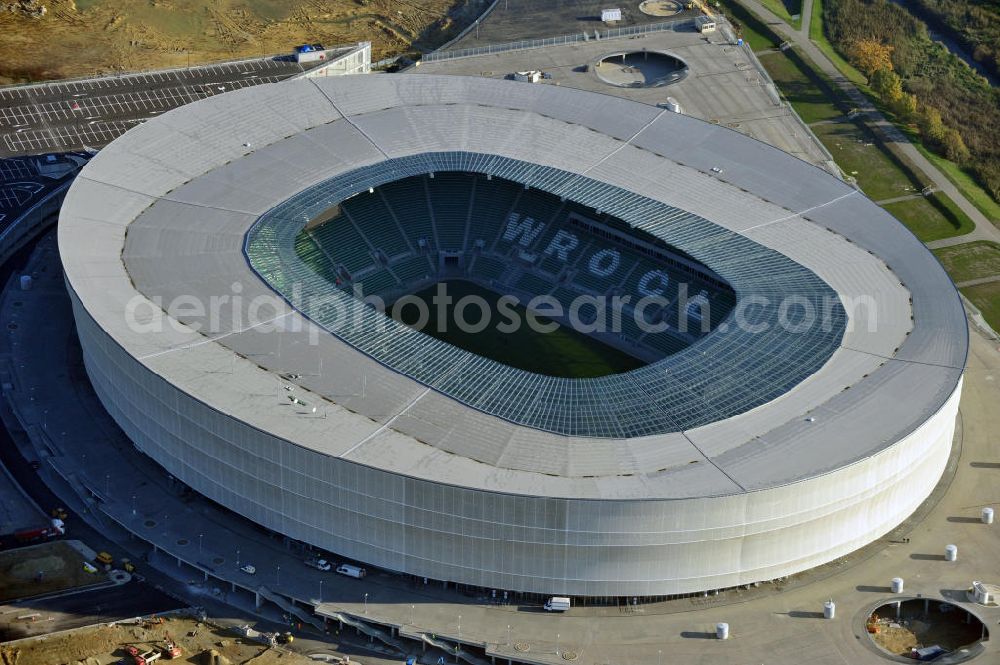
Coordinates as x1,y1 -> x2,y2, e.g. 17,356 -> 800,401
240,564 -> 256,575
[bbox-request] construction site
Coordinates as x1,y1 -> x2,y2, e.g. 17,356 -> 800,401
0,0 -> 479,84
867,599 -> 988,660
0,614 -> 322,665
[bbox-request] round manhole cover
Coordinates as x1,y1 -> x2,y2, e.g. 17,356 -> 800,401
561,651 -> 578,661
109,570 -> 132,584
177,538 -> 189,546
144,520 -> 156,528
514,643 -> 530,652
213,557 -> 225,565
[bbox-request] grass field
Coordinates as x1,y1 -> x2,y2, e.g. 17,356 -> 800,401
882,193 -> 974,242
394,280 -> 645,378
961,281 -> 1000,332
0,541 -> 105,602
757,50 -> 844,124
811,123 -> 917,200
933,242 -> 1000,284
716,0 -> 780,51
914,144 -> 1000,228
756,0 -> 802,29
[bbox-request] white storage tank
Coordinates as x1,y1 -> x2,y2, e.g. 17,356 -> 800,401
823,600 -> 836,619
891,577 -> 904,593
19,274 -> 32,290
982,507 -> 994,524
716,622 -> 729,640
945,544 -> 958,561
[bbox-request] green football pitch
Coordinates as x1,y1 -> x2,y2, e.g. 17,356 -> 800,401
392,280 -> 645,378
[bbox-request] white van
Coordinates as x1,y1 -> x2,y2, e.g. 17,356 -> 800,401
544,597 -> 571,612
336,563 -> 367,579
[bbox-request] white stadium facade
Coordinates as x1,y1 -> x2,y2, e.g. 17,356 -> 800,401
59,74 -> 967,600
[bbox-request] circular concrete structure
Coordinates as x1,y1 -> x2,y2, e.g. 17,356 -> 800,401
639,0 -> 683,16
59,74 -> 966,598
594,50 -> 688,88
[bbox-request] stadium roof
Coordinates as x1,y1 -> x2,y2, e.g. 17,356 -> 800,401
59,74 -> 967,499
246,152 -> 846,438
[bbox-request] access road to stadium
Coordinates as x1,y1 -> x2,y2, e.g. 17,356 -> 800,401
0,57 -> 307,157
416,22 -> 835,171
3,232 -> 999,664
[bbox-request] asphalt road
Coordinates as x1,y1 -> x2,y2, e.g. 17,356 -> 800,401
0,57 -> 306,157
0,582 -> 180,642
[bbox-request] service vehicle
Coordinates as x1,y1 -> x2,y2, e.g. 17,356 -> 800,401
335,563 -> 366,578
544,596 -> 571,612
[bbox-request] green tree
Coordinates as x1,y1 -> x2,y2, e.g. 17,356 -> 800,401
917,105 -> 947,146
942,128 -> 971,164
891,92 -> 918,120
870,67 -> 903,103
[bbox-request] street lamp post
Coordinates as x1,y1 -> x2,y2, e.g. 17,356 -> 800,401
276,564 -> 280,586
199,533 -> 204,556
319,579 -> 323,603
410,604 -> 415,625
507,624 -> 511,647
364,592 -> 368,614
235,548 -> 240,567
556,633 -> 560,657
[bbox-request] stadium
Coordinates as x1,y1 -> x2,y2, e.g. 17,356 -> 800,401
58,74 -> 967,600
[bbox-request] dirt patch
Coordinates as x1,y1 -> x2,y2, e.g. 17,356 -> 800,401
639,0 -> 683,17
0,0 -> 487,85
0,614 -> 316,665
0,541 -> 106,602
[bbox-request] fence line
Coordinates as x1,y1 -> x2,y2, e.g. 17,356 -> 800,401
423,17 -> 695,63
433,0 -> 503,53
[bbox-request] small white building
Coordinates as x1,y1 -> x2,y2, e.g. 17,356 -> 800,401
514,70 -> 542,83
696,15 -> 717,33
298,42 -> 372,78
601,8 -> 623,23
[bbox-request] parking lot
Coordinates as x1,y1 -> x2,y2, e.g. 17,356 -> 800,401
0,58 -> 306,157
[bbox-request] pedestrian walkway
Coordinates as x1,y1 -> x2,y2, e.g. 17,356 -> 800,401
734,0 -> 1000,247
955,275 -> 1000,288
875,192 -> 929,205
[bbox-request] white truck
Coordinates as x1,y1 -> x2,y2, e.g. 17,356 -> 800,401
544,597 -> 571,612
305,558 -> 332,572
336,563 -> 367,579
